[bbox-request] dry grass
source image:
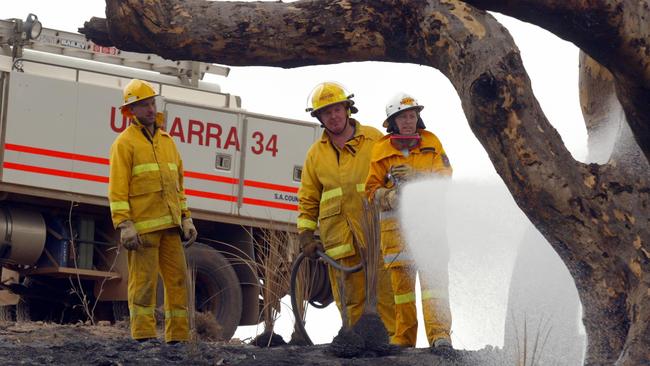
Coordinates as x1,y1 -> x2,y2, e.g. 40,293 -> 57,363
359,198 -> 381,313
186,263 -> 223,343
288,231 -> 313,335
196,224 -> 318,345
187,265 -> 198,344
511,311 -> 553,366
199,225 -> 294,344
255,228 -> 292,334
194,311 -> 223,342
347,198 -> 381,314
329,199 -> 391,357
337,199 -> 382,322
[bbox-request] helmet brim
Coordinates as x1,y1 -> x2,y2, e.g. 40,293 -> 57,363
310,100 -> 357,117
383,105 -> 424,127
120,94 -> 157,109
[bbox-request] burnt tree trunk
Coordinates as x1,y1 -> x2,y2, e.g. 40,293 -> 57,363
80,1 -> 650,364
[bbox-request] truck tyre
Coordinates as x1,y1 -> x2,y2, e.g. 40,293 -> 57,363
15,279 -> 61,322
16,297 -> 44,322
0,305 -> 16,321
186,243 -> 242,340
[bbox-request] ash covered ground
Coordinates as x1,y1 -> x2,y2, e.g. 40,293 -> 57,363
0,321 -> 512,365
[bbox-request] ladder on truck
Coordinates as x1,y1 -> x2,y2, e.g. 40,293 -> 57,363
0,14 -> 229,86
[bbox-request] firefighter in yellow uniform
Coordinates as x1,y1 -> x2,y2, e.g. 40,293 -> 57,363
297,82 -> 395,338
108,79 -> 198,343
366,93 -> 453,349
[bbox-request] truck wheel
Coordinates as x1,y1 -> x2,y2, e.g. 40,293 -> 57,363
16,297 -> 44,322
15,279 -> 60,322
0,305 -> 16,321
186,243 -> 242,340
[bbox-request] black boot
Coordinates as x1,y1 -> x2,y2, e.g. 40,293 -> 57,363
430,338 -> 458,360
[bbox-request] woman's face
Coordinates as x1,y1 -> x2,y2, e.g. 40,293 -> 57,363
394,109 -> 419,135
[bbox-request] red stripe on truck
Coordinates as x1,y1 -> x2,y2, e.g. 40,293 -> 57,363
3,162 -> 109,183
243,179 -> 299,193
3,161 -> 297,211
242,197 -> 298,211
184,189 -> 237,202
4,143 -> 300,195
5,143 -> 110,165
184,171 -> 238,184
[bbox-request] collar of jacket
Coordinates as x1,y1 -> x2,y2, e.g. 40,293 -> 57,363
374,129 -> 440,160
131,113 -> 165,133
128,121 -> 171,139
320,119 -> 366,154
319,118 -> 361,141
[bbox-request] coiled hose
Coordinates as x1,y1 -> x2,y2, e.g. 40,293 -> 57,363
290,250 -> 363,346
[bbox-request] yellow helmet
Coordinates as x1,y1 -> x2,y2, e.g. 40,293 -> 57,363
306,81 -> 358,117
121,79 -> 158,108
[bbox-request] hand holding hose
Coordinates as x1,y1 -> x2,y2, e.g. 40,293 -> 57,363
389,164 -> 416,181
374,187 -> 398,211
298,230 -> 323,259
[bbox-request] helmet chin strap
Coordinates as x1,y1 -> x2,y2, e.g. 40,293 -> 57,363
319,116 -> 351,136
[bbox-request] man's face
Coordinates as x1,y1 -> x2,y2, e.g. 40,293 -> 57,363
317,102 -> 348,135
128,97 -> 157,126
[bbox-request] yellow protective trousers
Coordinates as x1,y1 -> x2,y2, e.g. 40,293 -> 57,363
390,265 -> 452,347
127,228 -> 189,342
328,251 -> 396,339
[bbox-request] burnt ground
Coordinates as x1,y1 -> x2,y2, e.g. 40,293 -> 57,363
0,321 -> 511,365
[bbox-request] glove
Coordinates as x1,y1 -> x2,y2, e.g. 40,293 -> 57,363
298,230 -> 323,259
118,220 -> 141,250
374,187 -> 398,211
389,164 -> 416,181
181,218 -> 198,248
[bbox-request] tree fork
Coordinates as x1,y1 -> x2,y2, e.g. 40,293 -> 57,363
463,0 -> 650,170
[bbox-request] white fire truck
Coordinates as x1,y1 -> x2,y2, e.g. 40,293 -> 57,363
0,14 -> 330,339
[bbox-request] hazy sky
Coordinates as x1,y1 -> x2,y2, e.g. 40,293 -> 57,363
3,0 -> 587,349
4,0 -> 587,181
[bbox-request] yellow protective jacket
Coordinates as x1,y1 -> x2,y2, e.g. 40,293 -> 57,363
297,120 -> 383,260
365,129 -> 452,267
108,123 -> 190,234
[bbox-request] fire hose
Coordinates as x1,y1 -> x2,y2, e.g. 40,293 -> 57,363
290,249 -> 364,346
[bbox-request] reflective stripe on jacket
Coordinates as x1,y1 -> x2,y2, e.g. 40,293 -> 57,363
108,124 -> 190,233
365,129 -> 452,266
297,120 -> 383,260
